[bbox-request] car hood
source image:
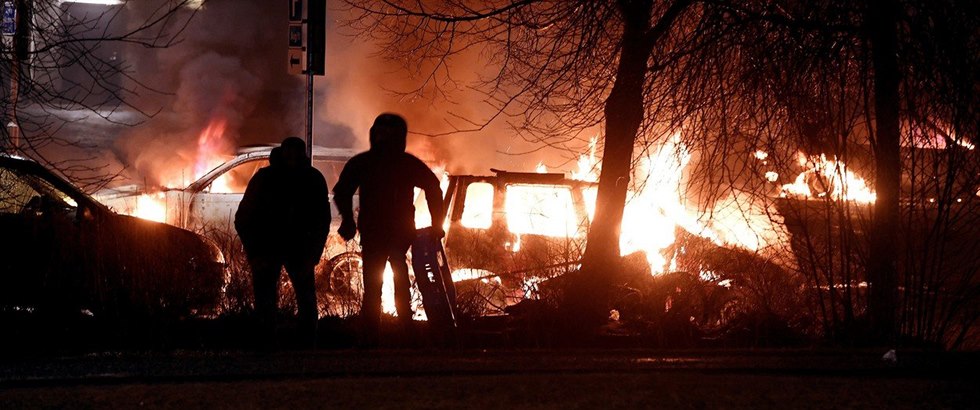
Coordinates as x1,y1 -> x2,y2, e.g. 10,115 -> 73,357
111,213 -> 223,264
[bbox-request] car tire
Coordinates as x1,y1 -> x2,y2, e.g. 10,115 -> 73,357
316,252 -> 364,318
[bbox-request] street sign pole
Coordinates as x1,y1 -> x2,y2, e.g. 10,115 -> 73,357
306,49 -> 313,162
305,0 -> 325,162
290,0 -> 324,162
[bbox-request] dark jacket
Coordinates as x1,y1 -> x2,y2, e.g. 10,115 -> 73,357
333,148 -> 443,244
236,163 -> 331,260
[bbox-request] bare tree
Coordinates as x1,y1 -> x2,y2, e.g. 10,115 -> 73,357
342,0 -> 696,285
1,0 -> 199,189
683,0 -> 979,345
343,0 -> 979,345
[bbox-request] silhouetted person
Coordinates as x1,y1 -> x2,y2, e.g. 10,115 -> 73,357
333,113 -> 444,347
235,137 -> 330,348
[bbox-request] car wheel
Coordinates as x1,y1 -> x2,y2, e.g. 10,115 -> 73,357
316,252 -> 364,318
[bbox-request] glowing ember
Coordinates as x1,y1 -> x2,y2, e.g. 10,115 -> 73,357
780,153 -> 876,203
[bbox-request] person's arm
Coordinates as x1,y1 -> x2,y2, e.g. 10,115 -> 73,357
333,159 -> 359,222
333,157 -> 361,240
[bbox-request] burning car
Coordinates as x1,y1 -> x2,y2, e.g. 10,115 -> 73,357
96,145 -> 363,316
0,154 -> 224,318
434,169 -> 596,317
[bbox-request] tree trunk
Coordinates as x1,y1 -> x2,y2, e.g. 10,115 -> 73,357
581,0 -> 654,275
866,0 -> 901,343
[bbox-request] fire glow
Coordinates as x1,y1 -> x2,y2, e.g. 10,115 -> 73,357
445,133 -> 875,277
780,153 -> 876,203
127,117 -> 235,222
133,192 -> 167,223
450,133 -> 784,276
118,118 -> 877,317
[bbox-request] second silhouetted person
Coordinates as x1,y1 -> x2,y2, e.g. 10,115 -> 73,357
333,113 -> 444,346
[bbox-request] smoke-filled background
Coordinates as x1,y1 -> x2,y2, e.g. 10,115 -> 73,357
106,0 -> 546,188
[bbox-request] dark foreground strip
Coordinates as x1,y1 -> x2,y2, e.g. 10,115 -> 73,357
1,351 -> 975,388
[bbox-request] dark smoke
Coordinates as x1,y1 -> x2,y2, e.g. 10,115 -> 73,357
115,0 -> 556,186
116,0 -> 356,186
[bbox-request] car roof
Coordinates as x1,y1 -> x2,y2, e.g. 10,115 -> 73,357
448,169 -> 598,188
236,144 -> 360,159
185,145 -> 360,191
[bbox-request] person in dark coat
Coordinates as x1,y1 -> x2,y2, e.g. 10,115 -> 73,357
235,137 -> 330,347
333,113 -> 444,346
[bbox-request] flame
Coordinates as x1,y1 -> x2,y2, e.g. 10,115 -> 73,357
506,184 -> 581,237
400,134 -> 800,317
132,193 -> 167,223
617,134 -> 722,273
381,262 -> 396,315
504,133 -> 776,275
571,137 -> 599,182
123,117 -> 234,222
413,166 -> 451,229
780,153 -> 876,203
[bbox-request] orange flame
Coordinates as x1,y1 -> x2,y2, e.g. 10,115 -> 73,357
126,117 -> 233,222
132,193 -> 167,223
780,153 -> 876,203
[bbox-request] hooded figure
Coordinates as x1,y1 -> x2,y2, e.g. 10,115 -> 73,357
333,113 -> 444,346
236,137 -> 330,347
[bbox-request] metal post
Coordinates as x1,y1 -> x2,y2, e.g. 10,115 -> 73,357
306,60 -> 313,162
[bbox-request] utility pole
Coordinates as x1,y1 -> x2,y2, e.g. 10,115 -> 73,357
288,0 -> 325,163
305,49 -> 313,160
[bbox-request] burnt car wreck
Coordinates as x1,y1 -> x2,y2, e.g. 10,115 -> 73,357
435,169 -> 596,318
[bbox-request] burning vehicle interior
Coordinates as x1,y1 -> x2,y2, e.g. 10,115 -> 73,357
436,170 -> 596,318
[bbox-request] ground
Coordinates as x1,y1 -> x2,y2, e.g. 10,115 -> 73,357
1,349 -> 976,408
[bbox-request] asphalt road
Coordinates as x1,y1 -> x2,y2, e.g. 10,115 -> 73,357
1,349 -> 976,408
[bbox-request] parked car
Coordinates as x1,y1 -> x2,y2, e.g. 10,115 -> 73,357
96,145 -> 363,316
0,154 -> 224,318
